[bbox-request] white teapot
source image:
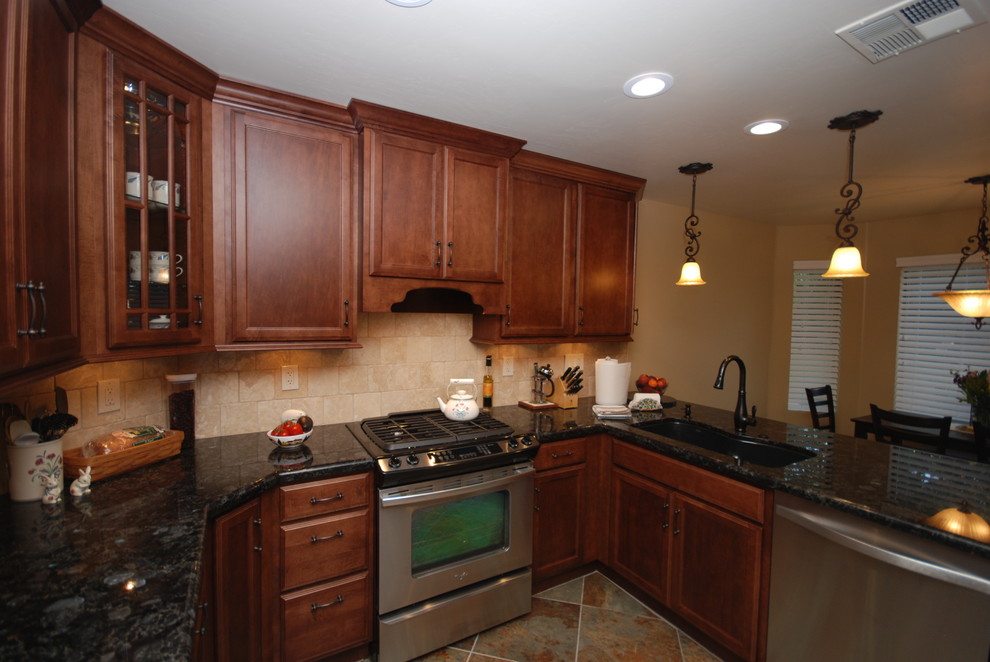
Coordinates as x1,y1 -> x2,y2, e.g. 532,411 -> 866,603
437,379 -> 480,421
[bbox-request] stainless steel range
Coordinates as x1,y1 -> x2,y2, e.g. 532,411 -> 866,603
348,410 -> 539,662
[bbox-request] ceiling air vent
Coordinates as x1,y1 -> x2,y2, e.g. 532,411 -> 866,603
836,0 -> 988,63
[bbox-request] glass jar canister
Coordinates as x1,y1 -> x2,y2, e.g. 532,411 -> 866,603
165,373 -> 196,446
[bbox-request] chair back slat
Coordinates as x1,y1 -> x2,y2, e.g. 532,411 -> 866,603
869,403 -> 952,454
805,385 -> 835,432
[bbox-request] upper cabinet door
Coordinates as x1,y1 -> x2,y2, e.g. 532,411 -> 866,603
227,110 -> 356,343
444,147 -> 508,283
366,130 -> 443,280
0,0 -> 79,381
106,59 -> 207,349
575,184 -> 638,338
500,168 -> 576,338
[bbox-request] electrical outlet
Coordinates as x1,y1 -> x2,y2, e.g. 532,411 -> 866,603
98,379 -> 121,414
281,365 -> 299,391
502,357 -> 514,377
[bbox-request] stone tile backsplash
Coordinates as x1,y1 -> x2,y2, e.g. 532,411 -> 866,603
2,313 -> 628,453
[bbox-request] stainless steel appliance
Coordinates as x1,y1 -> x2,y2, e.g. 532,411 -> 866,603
348,410 -> 539,662
768,492 -> 990,662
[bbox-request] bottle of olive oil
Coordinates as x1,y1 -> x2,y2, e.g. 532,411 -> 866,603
483,355 -> 494,410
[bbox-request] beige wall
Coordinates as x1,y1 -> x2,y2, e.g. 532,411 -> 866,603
1,313 -> 627,461
629,199 -> 775,413
765,208 -> 976,434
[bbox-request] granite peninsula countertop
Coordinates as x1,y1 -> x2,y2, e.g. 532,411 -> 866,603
2,398 -> 989,661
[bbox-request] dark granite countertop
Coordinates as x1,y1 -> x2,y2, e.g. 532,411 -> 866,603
2,398 -> 988,661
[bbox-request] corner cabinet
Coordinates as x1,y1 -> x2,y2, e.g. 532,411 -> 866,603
610,441 -> 770,662
348,100 -> 525,313
76,9 -> 217,360
0,0 -> 83,387
212,80 -> 359,348
472,150 -> 643,344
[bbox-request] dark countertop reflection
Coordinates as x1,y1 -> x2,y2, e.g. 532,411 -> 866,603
2,397 -> 988,661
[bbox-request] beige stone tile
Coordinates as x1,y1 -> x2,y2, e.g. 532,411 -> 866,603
217,351 -> 256,372
176,351 -> 220,374
366,313 -> 395,338
394,313 -> 445,337
198,372 -> 240,406
288,397 -> 322,420
322,394 -> 354,424
287,349 -> 324,368
124,378 -> 165,418
308,366 -> 339,397
239,370 -> 275,402
338,365 -> 370,394
54,364 -> 102,391
352,392 -> 382,419
381,389 -> 427,414
254,350 -> 293,370
350,338 -> 381,365
443,314 -> 472,337
322,349 -> 352,367
456,337 -> 487,362
78,386 -> 125,429
258,400 -> 286,430
142,356 -> 179,378
380,337 -> 409,365
196,404 -> 221,439
220,402 -> 259,436
405,336 -> 434,363
103,359 -> 144,382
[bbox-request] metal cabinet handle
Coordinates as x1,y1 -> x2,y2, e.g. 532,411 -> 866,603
16,281 -> 39,336
35,282 -> 47,336
344,299 -> 350,327
193,294 -> 204,326
661,501 -> 670,530
435,241 -> 442,267
578,306 -> 585,327
447,241 -> 454,267
550,450 -> 574,459
310,492 -> 344,504
673,507 -> 682,535
311,529 -> 344,543
634,307 -> 640,327
505,304 -> 511,327
311,594 -> 344,612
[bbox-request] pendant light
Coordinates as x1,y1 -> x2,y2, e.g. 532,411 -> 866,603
675,162 -> 713,286
933,174 -> 990,329
821,110 -> 882,279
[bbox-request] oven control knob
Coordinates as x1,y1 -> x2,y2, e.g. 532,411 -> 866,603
519,434 -> 534,446
406,454 -> 420,465
387,457 -> 402,469
507,437 -> 519,449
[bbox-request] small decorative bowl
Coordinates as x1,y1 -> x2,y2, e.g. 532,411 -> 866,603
267,429 -> 312,448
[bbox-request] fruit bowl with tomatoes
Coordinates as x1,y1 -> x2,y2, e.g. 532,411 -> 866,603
635,373 -> 668,395
267,409 -> 315,448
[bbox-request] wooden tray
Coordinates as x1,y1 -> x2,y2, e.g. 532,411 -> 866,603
63,430 -> 184,483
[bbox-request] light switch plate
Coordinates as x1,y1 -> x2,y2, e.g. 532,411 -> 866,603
502,357 -> 514,377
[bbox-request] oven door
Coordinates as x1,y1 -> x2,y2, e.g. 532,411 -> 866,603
378,463 -> 534,615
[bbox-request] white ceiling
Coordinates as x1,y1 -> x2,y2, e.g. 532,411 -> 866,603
103,0 -> 990,226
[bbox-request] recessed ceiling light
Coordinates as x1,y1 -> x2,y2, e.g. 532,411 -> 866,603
622,73 -> 674,99
386,0 -> 432,6
745,119 -> 789,135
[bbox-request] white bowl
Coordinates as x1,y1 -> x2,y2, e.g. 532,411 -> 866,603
267,429 -> 312,448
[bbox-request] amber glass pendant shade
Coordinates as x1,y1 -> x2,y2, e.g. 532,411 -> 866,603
822,245 -> 869,278
676,259 -> 706,286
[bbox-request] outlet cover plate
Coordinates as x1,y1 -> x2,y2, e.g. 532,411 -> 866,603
98,379 -> 121,414
281,365 -> 299,391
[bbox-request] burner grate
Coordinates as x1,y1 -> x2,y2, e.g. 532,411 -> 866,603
361,410 -> 513,451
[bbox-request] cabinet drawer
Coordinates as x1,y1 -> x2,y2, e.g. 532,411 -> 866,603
612,441 -> 766,523
279,473 -> 370,522
281,572 -> 371,662
281,510 -> 369,590
535,438 -> 587,470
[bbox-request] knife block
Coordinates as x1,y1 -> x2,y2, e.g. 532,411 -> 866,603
548,377 -> 579,409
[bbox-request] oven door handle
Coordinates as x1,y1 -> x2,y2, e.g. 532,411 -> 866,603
379,464 -> 534,507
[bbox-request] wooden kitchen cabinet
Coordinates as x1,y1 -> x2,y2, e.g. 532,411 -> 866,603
348,100 -> 525,313
75,9 -> 216,360
212,80 -> 359,348
0,0 -> 84,388
472,151 -> 644,343
610,440 -> 770,662
214,498 -> 264,662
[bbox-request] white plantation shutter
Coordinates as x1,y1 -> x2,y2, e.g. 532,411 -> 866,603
895,256 -> 990,425
788,262 -> 842,411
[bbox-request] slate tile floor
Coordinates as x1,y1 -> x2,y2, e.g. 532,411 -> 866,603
412,571 -> 723,662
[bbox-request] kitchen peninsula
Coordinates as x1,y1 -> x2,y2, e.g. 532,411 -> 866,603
2,400 -> 988,661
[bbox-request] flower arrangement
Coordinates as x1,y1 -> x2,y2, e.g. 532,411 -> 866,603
953,369 -> 990,427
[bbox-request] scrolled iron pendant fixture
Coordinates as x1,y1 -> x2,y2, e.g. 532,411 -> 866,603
675,162 -> 713,286
822,109 -> 882,279
933,174 -> 990,330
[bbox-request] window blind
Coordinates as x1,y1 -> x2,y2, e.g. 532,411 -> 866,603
895,261 -> 990,425
788,266 -> 842,411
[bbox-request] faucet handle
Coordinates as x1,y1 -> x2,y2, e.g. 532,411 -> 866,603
748,405 -> 758,424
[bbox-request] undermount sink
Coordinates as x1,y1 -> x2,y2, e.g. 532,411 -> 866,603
632,418 -> 816,467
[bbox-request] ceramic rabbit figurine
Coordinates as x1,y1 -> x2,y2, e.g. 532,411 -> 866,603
40,472 -> 62,504
69,466 -> 92,497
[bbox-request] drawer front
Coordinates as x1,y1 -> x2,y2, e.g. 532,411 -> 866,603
535,438 -> 588,471
281,572 -> 371,662
282,510 -> 369,590
612,441 -> 765,523
280,473 -> 370,522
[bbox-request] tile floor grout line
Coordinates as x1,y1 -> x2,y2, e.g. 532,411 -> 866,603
573,574 -> 587,662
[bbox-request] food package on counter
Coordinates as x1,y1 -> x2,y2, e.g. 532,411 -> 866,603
83,425 -> 168,457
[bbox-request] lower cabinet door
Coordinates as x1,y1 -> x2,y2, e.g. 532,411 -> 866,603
532,464 -> 586,582
668,493 -> 763,661
280,572 -> 371,662
609,467 -> 671,601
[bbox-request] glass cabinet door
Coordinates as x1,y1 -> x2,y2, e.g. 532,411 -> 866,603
111,65 -> 203,348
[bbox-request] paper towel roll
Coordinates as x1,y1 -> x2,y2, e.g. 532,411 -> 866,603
595,357 -> 631,406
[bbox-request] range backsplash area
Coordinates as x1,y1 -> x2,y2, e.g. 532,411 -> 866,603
1,312 -> 628,455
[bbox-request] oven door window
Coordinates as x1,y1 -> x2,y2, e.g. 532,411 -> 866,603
411,490 -> 508,575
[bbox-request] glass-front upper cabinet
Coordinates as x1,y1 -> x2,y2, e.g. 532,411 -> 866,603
109,61 -> 205,349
